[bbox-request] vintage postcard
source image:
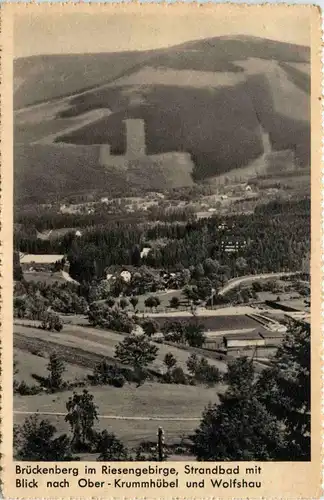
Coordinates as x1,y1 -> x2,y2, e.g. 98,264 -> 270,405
0,3 -> 322,499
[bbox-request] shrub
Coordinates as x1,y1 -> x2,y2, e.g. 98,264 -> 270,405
14,380 -> 42,395
41,312 -> 63,332
186,353 -> 199,375
170,366 -> 188,385
169,297 -> 180,309
110,375 -> 126,388
89,305 -> 135,333
141,319 -> 159,337
30,348 -> 48,358
14,415 -> 75,461
95,430 -> 129,461
186,354 -> 221,386
132,368 -> 148,387
163,366 -> 188,385
92,360 -> 126,387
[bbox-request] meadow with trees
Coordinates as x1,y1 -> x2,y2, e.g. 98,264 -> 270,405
14,322 -> 310,461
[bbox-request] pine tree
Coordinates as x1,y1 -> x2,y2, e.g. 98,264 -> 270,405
256,322 -> 310,460
115,335 -> 158,385
164,352 -> 177,371
47,352 -> 65,390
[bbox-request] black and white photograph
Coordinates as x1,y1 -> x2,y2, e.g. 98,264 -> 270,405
12,6 -> 312,466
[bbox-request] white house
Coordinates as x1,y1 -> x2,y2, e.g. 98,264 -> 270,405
140,247 -> 151,258
120,270 -> 132,283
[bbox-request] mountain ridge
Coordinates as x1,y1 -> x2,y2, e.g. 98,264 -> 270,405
14,35 -> 310,109
14,35 -> 310,204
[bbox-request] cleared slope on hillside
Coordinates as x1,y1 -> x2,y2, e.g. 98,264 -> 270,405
57,75 -> 309,176
14,36 -> 310,201
14,36 -> 309,109
14,323 -> 227,373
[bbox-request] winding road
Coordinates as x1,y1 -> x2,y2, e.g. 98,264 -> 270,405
218,271 -> 300,296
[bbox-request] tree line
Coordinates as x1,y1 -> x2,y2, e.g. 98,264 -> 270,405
15,198 -> 310,285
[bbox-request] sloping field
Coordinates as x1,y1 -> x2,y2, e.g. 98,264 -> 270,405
14,382 -> 223,447
235,58 -> 309,122
111,66 -> 246,88
33,109 -> 112,145
243,74 -> 309,168
15,119 -> 80,144
280,62 -> 310,93
14,144 -> 125,204
14,323 -> 228,374
14,35 -> 309,109
14,51 -> 156,109
102,155 -> 194,191
14,348 -> 91,385
285,62 -> 310,74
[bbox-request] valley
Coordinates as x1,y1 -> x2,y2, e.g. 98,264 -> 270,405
12,33 -> 311,463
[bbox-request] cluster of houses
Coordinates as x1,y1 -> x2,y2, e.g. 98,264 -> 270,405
104,265 -> 185,294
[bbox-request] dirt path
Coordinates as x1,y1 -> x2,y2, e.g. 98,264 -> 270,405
14,410 -> 200,422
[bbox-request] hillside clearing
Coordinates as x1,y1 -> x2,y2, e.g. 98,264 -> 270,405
14,323 -> 228,373
111,66 -> 246,88
14,348 -> 91,386
14,382 -> 223,446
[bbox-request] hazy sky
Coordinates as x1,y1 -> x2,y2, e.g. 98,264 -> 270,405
14,5 -> 311,58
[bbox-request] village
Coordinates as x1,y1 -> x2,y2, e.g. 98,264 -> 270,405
17,247 -> 310,364
11,10 -> 312,468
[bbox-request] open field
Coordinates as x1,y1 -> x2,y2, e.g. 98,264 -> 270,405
111,66 -> 246,88
14,348 -> 91,386
14,382 -> 223,447
14,323 -> 228,373
129,289 -> 183,312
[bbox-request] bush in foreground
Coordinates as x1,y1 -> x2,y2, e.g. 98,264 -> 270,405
14,415 -> 75,461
